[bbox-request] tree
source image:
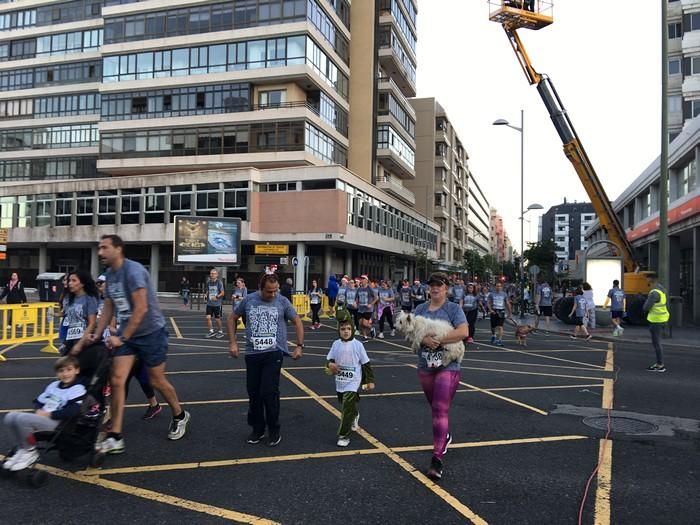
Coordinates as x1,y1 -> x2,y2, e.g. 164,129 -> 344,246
413,247 -> 431,281
523,240 -> 558,281
462,249 -> 486,280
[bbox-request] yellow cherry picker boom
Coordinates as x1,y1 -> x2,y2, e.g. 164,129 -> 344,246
488,1 -> 651,321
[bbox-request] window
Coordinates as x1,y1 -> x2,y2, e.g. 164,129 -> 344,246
76,191 -> 94,225
692,100 -> 700,118
669,95 -> 682,113
669,58 -> 681,75
98,190 -> 116,225
55,193 -> 73,226
692,56 -> 700,75
144,186 -> 165,223
668,22 -> 682,39
131,96 -> 147,114
258,89 -> 286,107
690,12 -> 700,32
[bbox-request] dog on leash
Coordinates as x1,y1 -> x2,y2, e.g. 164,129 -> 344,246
514,324 -> 535,346
395,312 -> 464,367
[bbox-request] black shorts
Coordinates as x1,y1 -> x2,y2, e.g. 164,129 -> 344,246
206,305 -> 222,318
538,306 -> 553,317
490,311 -> 505,328
359,312 -> 373,320
611,310 -> 623,319
574,316 -> 584,326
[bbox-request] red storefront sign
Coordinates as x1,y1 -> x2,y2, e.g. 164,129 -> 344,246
627,194 -> 700,241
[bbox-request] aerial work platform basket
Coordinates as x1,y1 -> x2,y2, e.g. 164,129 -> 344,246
488,0 -> 553,31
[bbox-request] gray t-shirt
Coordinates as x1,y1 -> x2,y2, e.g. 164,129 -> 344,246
462,293 -> 478,312
232,286 -> 247,305
336,286 -> 347,305
488,291 -> 508,311
105,258 -> 165,338
345,288 -> 358,309
399,287 -> 412,306
356,286 -> 377,313
415,301 -> 466,372
378,288 -> 394,305
234,291 -> 298,354
574,295 -> 587,317
451,285 -> 465,303
537,284 -> 553,307
206,279 -> 224,307
61,294 -> 98,341
607,288 -> 624,311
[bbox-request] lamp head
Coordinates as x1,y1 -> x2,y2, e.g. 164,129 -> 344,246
492,119 -> 510,126
527,203 -> 544,211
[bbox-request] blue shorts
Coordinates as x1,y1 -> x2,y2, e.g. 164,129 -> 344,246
611,310 -> 623,319
112,326 -> 169,368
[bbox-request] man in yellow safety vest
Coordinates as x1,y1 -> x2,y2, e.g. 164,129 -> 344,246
643,273 -> 670,373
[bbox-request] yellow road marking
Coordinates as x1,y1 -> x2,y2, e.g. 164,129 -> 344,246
169,317 -> 183,339
460,365 -> 609,382
281,368 -> 489,525
16,461 -> 278,524
594,343 -> 614,525
85,434 -> 588,476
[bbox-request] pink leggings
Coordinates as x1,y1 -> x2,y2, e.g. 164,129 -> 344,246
418,369 -> 460,460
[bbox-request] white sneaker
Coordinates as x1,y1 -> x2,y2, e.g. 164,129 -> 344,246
377,332 -> 384,339
618,326 -> 624,334
337,436 -> 350,447
351,414 -> 360,431
390,329 -> 396,337
9,447 -> 38,471
2,452 -> 19,470
168,410 -> 191,440
98,437 -> 125,455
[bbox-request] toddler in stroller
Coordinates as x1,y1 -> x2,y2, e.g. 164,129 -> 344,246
2,345 -> 111,486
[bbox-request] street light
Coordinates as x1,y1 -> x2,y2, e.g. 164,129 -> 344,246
493,110 -> 536,318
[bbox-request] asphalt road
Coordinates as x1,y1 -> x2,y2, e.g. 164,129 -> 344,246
1,309 -> 698,525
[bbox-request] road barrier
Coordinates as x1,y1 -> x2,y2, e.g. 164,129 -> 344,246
0,302 -> 59,361
320,295 -> 332,319
292,294 -> 311,322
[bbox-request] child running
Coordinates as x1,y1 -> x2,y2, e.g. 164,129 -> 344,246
3,356 -> 86,471
325,319 -> 375,447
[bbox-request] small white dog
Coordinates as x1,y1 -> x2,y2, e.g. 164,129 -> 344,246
395,312 -> 464,367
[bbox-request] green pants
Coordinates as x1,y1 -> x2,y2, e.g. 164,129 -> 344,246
337,391 -> 360,438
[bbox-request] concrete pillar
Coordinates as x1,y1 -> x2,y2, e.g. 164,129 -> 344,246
344,249 -> 352,278
90,246 -> 99,277
38,245 -> 47,274
648,241 -> 659,271
150,244 -> 160,292
323,246 -> 332,286
669,236 -> 681,296
694,227 -> 700,324
294,242 -> 306,293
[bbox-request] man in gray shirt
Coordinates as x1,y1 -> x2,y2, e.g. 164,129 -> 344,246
92,234 -> 189,455
205,268 -> 225,339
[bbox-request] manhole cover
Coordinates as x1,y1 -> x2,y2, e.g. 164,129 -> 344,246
582,416 -> 659,435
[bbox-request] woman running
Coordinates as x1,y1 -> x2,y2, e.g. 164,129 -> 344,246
463,283 -> 479,344
60,270 -> 99,357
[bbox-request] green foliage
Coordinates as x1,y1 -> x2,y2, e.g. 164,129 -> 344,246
523,240 -> 558,281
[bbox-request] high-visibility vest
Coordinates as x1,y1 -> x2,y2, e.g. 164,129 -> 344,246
647,289 -> 670,324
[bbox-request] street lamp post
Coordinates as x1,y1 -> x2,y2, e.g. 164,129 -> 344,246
493,111 -> 543,318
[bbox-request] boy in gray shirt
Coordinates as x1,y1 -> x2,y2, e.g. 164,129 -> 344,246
205,268 -> 225,338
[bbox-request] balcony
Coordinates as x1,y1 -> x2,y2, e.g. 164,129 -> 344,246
376,175 -> 416,205
377,76 -> 416,120
682,74 -> 700,99
377,146 -> 415,180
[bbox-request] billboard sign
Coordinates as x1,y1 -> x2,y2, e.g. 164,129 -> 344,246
584,257 -> 623,306
174,216 -> 241,265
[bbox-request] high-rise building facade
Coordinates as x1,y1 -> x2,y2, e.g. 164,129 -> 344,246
0,0 -> 438,289
489,208 -> 511,263
408,97 -> 491,270
538,200 -> 595,261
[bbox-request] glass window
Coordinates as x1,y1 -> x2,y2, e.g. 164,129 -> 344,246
668,58 -> 681,75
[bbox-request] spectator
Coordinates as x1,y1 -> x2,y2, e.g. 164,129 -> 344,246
326,274 -> 339,311
280,278 -> 293,302
644,273 -> 669,373
1,272 -> 27,329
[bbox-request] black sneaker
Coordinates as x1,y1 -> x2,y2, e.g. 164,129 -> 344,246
426,456 -> 443,481
268,431 -> 282,447
442,433 -> 452,455
142,403 -> 162,420
246,431 -> 264,444
647,364 -> 667,373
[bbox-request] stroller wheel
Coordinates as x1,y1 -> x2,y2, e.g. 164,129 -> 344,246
29,469 -> 48,488
90,452 -> 105,468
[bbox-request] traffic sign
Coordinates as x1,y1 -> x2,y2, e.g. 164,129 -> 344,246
292,257 -> 299,267
529,265 -> 540,275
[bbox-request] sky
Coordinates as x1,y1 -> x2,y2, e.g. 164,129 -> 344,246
416,0 -> 662,253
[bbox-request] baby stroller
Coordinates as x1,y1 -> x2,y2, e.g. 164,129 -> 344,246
1,343 -> 111,487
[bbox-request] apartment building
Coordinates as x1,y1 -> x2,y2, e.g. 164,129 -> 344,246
408,97 -> 492,270
586,116 -> 700,323
538,200 -> 595,261
0,0 -> 437,289
489,208 -> 511,263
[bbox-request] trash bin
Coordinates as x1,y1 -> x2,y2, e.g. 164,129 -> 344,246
668,296 -> 683,328
36,272 -> 66,302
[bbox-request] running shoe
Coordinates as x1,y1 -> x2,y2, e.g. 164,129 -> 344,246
646,364 -> 667,373
2,451 -> 19,470
377,332 -> 385,339
246,431 -> 264,444
390,329 -> 396,337
268,431 -> 282,447
612,328 -> 619,337
205,330 -> 216,339
362,337 -> 370,343
215,330 -> 225,339
426,456 -> 443,481
490,335 -> 496,344
618,326 -> 625,335
142,403 -> 162,420
336,436 -> 350,447
167,410 -> 191,440
585,335 -> 593,341
496,340 -> 504,347
309,325 -> 316,331
351,413 -> 360,431
442,433 -> 452,455
8,448 -> 38,471
98,437 -> 125,455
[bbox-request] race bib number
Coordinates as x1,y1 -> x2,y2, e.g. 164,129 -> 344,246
66,325 -> 84,341
251,336 -> 275,351
209,293 -> 218,301
310,296 -> 320,304
424,351 -> 443,369
336,365 -> 355,382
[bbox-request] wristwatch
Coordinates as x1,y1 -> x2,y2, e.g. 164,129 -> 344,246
296,343 -> 305,348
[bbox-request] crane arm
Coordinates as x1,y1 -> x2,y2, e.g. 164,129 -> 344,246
503,26 -> 637,272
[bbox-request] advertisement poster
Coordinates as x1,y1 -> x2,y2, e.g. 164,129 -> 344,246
174,217 -> 241,265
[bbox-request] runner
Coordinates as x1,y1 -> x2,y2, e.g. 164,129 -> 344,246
534,280 -> 553,331
92,235 -> 189,454
227,273 -> 304,446
356,275 -> 378,342
478,285 -> 490,320
488,282 -> 511,346
463,283 -> 479,344
345,279 -> 359,335
411,279 -> 428,311
205,269 -> 225,339
376,280 -> 396,339
398,279 -> 413,313
414,272 -> 468,481
450,278 -> 465,306
232,277 -> 248,329
568,287 -> 592,341
308,279 -> 324,330
179,276 -> 190,309
603,279 -> 625,336
58,270 -> 99,358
